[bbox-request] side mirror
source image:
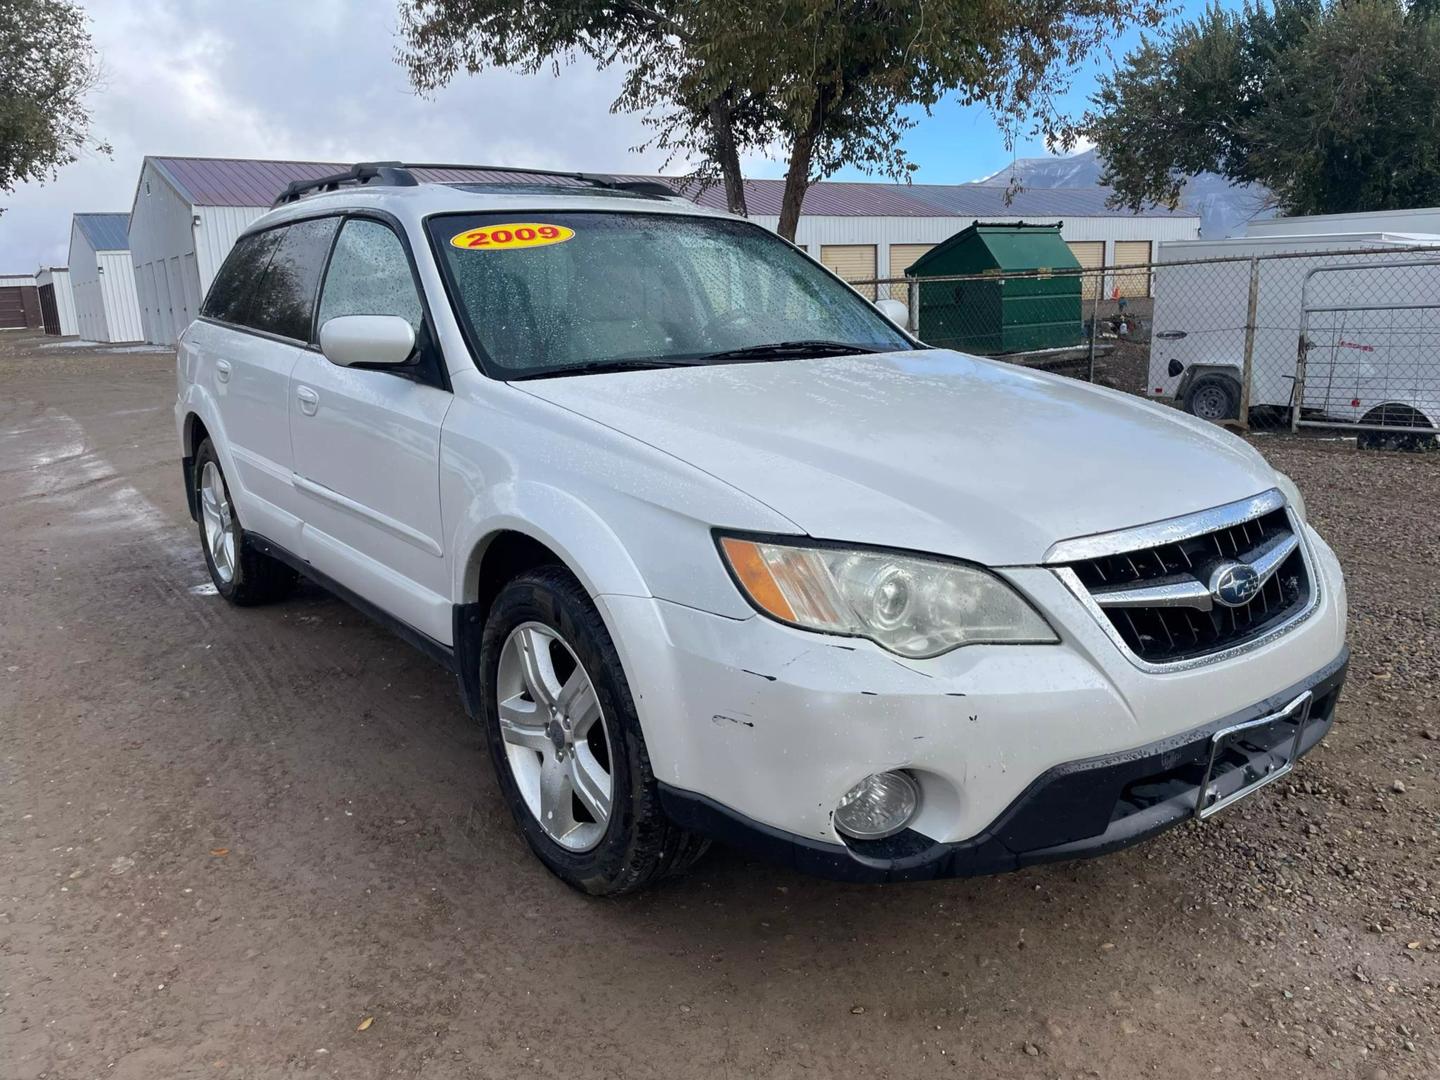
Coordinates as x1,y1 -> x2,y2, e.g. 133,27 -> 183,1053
319,314 -> 417,368
873,297 -> 909,327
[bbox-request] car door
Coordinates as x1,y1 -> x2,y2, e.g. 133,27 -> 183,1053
289,215 -> 454,644
193,226 -> 313,547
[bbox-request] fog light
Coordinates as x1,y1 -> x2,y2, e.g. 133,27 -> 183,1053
833,771 -> 920,840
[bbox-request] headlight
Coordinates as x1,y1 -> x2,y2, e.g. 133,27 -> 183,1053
717,535 -> 1058,658
1274,472 -> 1307,522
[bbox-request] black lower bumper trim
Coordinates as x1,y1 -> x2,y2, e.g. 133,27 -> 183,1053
659,648 -> 1348,884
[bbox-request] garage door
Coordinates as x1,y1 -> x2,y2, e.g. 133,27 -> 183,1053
1067,241 -> 1105,300
821,244 -> 877,300
1114,240 -> 1153,298
0,286 -> 26,328
886,243 -> 933,301
38,284 -> 61,335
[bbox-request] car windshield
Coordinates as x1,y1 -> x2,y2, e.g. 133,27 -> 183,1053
427,210 -> 912,378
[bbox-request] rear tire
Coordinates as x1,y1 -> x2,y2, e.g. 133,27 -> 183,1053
1356,404 -> 1437,452
1182,372 -> 1241,422
479,565 -> 709,895
193,439 -> 297,605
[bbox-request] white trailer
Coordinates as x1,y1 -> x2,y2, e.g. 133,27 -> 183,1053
1247,207 -> 1440,239
1149,232 -> 1440,439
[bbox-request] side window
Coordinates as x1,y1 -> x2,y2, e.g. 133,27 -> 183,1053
246,217 -> 340,342
202,230 -> 281,325
317,219 -> 424,332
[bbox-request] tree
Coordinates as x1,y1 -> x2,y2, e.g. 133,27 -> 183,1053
0,0 -> 107,208
398,0 -> 1165,240
1090,0 -> 1440,217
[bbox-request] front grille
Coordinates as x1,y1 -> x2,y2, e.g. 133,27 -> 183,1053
1061,506 -> 1312,664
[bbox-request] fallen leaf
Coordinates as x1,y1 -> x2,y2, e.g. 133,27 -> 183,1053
356,1016 -> 374,1032
1407,941 -> 1422,950
210,848 -> 229,857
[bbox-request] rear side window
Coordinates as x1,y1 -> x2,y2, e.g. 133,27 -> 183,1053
202,229 -> 281,324
317,218 -> 423,332
245,217 -> 340,342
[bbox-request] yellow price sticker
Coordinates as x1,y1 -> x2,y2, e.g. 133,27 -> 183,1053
450,223 -> 575,251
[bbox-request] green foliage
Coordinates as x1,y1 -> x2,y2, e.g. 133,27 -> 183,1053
0,0 -> 107,207
399,1 -> 1165,239
1090,0 -> 1440,216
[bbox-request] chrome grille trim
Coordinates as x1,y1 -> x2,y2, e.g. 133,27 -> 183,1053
1048,493 -> 1320,672
1043,488 -> 1286,565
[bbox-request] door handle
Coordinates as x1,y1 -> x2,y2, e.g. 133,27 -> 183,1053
215,359 -> 231,383
296,386 -> 319,416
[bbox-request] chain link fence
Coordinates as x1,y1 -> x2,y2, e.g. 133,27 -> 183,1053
851,244 -> 1440,446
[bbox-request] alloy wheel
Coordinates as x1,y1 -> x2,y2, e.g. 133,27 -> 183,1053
495,622 -> 614,852
199,461 -> 237,584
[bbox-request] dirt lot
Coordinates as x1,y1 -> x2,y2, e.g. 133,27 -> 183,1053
2,330 -> 1436,1080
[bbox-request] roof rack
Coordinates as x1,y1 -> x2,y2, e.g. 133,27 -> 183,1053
273,161 -> 679,206
274,162 -> 416,205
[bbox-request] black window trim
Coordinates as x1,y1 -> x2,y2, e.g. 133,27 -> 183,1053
421,206 -> 916,383
312,209 -> 450,391
198,207 -> 450,392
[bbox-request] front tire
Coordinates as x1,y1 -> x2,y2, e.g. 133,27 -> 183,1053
193,438 -> 297,605
479,565 -> 708,895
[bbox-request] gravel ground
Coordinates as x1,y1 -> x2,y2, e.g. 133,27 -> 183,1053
1,331 -> 1435,1079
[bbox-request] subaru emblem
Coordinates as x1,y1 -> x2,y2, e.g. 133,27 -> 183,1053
1209,562 -> 1261,608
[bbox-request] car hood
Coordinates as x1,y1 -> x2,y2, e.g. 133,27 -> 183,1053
516,349 -> 1280,566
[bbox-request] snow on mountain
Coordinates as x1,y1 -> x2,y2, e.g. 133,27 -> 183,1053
978,148 -> 1274,238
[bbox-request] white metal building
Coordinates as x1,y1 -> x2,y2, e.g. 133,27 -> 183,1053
1247,206 -> 1440,238
125,155 -> 1199,344
68,214 -> 143,343
707,179 -> 1199,299
35,266 -> 78,336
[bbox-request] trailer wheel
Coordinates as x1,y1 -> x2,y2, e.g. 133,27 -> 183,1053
1357,404 -> 1437,452
1182,373 -> 1241,422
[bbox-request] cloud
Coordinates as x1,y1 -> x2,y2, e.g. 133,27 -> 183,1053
0,0 -> 683,270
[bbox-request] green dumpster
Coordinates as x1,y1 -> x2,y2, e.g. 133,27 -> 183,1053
905,222 -> 1084,355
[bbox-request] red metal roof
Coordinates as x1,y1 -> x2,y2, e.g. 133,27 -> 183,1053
146,156 -> 1194,219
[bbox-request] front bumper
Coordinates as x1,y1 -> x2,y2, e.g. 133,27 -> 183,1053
600,520 -> 1346,847
657,649 -> 1346,882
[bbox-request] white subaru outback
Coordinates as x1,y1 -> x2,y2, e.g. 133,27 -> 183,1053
175,162 -> 1348,895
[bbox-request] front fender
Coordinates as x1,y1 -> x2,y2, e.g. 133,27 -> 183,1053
449,479 -> 652,606
439,383 -> 796,619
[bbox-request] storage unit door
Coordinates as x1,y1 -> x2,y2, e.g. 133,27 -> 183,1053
38,284 -> 60,335
821,244 -> 877,300
0,287 -> 27,328
1114,240 -> 1153,298
1067,241 -> 1105,300
887,243 -> 933,302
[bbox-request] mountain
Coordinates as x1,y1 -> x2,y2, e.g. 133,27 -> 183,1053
978,148 -> 1275,239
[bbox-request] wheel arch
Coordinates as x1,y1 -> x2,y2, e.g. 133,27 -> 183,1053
449,485 -> 654,720
1176,363 -> 1242,398
180,409 -> 214,521
1359,400 -> 1435,430
183,411 -> 211,459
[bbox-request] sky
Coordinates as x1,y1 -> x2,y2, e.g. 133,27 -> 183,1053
0,0 -> 1193,271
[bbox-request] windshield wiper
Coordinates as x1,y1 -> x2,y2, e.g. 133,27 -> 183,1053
513,357 -> 710,380
511,341 -> 882,380
694,340 -> 882,364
